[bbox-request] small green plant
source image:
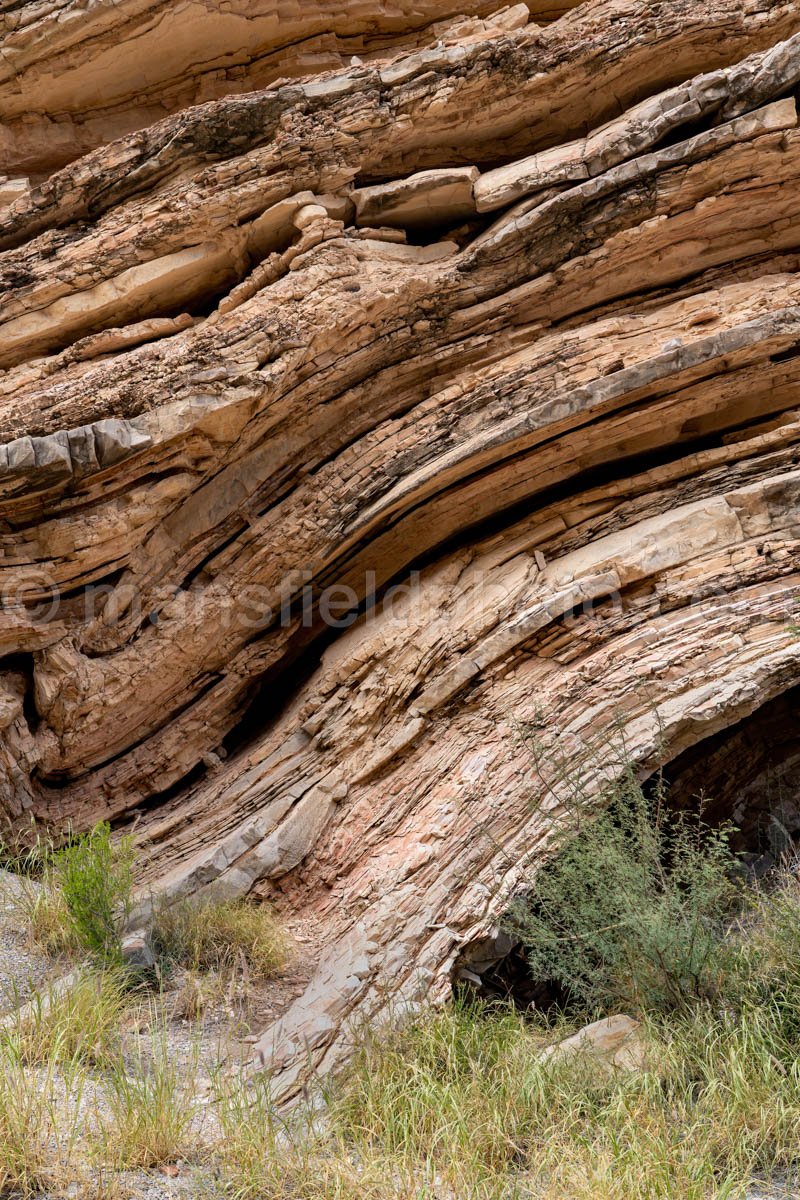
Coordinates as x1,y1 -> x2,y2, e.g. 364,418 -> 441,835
56,823 -> 135,965
151,895 -> 289,980
4,823 -> 134,963
507,768 -> 742,1015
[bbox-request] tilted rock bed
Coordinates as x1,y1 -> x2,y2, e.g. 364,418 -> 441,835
1,0 -> 800,1096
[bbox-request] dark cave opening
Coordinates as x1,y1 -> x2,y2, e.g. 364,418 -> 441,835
453,683 -> 800,1012
452,931 -> 569,1013
658,685 -> 800,875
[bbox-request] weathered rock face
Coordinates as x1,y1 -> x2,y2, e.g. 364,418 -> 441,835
3,0 -> 800,1093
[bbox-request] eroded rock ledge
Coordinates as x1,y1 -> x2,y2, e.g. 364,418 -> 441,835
2,0 -> 800,1094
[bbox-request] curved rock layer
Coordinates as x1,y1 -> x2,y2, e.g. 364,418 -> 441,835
1,0 -> 571,176
2,0 -> 800,1091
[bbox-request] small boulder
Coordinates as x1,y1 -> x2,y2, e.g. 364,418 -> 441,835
120,929 -> 156,970
539,1014 -> 646,1072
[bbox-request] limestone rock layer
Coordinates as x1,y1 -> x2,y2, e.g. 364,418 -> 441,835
2,0 -> 800,1091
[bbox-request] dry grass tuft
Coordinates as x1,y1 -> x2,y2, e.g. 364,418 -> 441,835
171,968 -> 226,1021
152,896 -> 290,980
91,1002 -> 203,1170
3,967 -> 129,1068
16,874 -> 80,958
0,1031 -> 86,1196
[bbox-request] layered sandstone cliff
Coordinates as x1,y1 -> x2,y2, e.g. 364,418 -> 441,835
2,0 -> 800,1093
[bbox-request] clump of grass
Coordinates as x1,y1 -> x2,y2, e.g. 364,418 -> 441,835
327,1001 -> 585,1193
0,1031 -> 86,1197
212,1007 -> 569,1200
152,895 -> 289,980
214,1070 -> 406,1200
2,827 -> 79,957
737,869 -> 800,1035
309,993 -> 798,1199
0,819 -> 54,877
3,967 -> 128,1068
14,871 -> 80,957
56,822 -> 135,966
171,968 -> 226,1021
92,1003 -> 202,1169
214,1071 -> 298,1200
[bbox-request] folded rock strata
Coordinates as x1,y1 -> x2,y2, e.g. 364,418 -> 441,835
2,0 -> 800,1093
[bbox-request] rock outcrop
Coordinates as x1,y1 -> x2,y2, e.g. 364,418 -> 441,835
3,0 -> 800,1093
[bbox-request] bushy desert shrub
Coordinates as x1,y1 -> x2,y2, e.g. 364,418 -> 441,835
56,823 -> 135,965
507,768 -> 742,1015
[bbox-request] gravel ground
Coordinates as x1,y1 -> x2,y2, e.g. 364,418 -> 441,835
0,869 -> 60,1013
40,1166 -> 225,1199
748,1181 -> 800,1199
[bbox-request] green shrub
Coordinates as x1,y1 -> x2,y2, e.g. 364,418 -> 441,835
151,895 -> 288,980
4,824 -> 134,963
508,769 -> 743,1015
56,823 -> 135,965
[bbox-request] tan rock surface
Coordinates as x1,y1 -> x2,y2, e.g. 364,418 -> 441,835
2,0 -> 800,1093
539,1015 -> 646,1072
